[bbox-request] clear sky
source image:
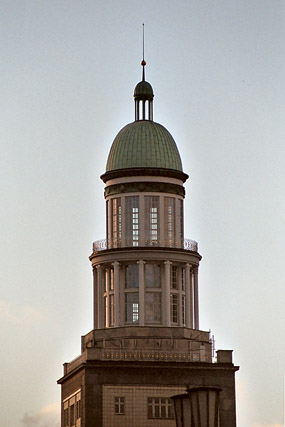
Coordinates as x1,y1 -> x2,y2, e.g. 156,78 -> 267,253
1,1 -> 284,426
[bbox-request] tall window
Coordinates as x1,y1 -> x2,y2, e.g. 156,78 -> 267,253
125,264 -> 139,288
182,267 -> 185,291
182,295 -> 186,325
126,196 -> 139,246
164,197 -> 175,246
145,196 -> 159,245
125,293 -> 139,323
111,198 -> 122,247
177,199 -> 184,247
145,293 -> 161,323
147,398 -> 174,419
170,294 -> 178,323
114,397 -> 125,415
145,264 -> 161,288
109,294 -> 114,327
171,266 -> 177,289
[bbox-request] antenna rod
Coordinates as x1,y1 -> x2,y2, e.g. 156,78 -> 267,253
143,23 -> 145,62
141,23 -> 146,81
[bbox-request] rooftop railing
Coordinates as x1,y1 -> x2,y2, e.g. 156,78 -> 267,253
93,238 -> 198,253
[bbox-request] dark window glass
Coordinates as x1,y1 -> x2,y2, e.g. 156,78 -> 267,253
125,264 -> 139,288
145,264 -> 161,288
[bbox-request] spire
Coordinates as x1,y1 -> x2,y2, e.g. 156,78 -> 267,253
141,23 -> 146,81
134,24 -> 154,121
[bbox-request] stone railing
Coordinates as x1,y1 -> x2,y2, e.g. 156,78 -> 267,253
92,238 -> 198,253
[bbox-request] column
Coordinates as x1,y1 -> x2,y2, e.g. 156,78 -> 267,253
193,266 -> 199,330
93,267 -> 98,330
159,195 -> 165,246
138,260 -> 145,325
185,263 -> 192,328
164,261 -> 171,326
96,265 -> 103,329
113,261 -> 120,327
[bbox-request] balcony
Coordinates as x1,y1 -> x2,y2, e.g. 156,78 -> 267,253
93,238 -> 198,253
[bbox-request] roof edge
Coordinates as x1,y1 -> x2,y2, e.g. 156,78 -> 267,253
100,167 -> 189,183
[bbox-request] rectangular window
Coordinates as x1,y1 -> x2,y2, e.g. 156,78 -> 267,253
145,196 -> 159,246
145,264 -> 161,288
76,399 -> 81,419
111,198 -> 122,247
64,408 -> 69,426
125,293 -> 139,323
171,266 -> 177,289
104,296 -> 107,327
171,294 -> 178,323
182,267 -> 185,291
177,199 -> 184,247
125,264 -> 139,288
126,196 -> 139,246
145,293 -> 161,323
114,396 -> 125,415
147,397 -> 174,419
70,404 -> 75,425
164,197 -> 175,247
110,268 -> 114,290
182,295 -> 186,325
109,294 -> 114,326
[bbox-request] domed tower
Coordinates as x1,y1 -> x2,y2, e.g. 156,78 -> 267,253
58,60 -> 239,427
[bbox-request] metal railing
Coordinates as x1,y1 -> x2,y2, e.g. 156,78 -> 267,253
93,238 -> 198,253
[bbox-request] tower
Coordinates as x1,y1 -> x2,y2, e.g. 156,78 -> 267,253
58,60 -> 239,427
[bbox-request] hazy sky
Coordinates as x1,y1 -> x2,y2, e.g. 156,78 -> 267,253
1,1 -> 284,426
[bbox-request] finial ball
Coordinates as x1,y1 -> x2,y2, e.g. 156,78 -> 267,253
141,60 -> 146,66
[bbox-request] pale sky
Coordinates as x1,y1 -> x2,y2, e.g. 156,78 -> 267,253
1,1 -> 284,426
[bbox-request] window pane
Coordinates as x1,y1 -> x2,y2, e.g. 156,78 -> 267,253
164,197 -> 175,247
125,264 -> 139,288
145,196 -> 159,246
111,198 -> 122,248
171,294 -> 178,323
145,264 -> 161,288
171,266 -> 177,289
125,293 -> 139,323
145,293 -> 161,323
126,196 -> 139,246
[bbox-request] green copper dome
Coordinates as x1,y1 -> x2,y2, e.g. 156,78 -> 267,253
134,81 -> 154,99
106,120 -> 183,172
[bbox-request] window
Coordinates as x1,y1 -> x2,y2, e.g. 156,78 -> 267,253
171,266 -> 177,289
109,294 -> 114,326
125,264 -> 139,288
182,294 -> 186,325
76,399 -> 81,419
64,408 -> 69,426
170,294 -> 178,323
177,199 -> 184,246
164,197 -> 175,246
114,397 -> 125,415
63,390 -> 81,427
126,196 -> 139,246
111,198 -> 122,247
145,293 -> 161,323
110,268 -> 114,290
125,293 -> 139,323
145,264 -> 161,288
182,267 -> 185,291
147,397 -> 174,419
145,196 -> 159,245
70,404 -> 75,425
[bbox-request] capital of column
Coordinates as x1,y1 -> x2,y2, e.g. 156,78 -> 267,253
96,265 -> 102,271
137,260 -> 145,266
